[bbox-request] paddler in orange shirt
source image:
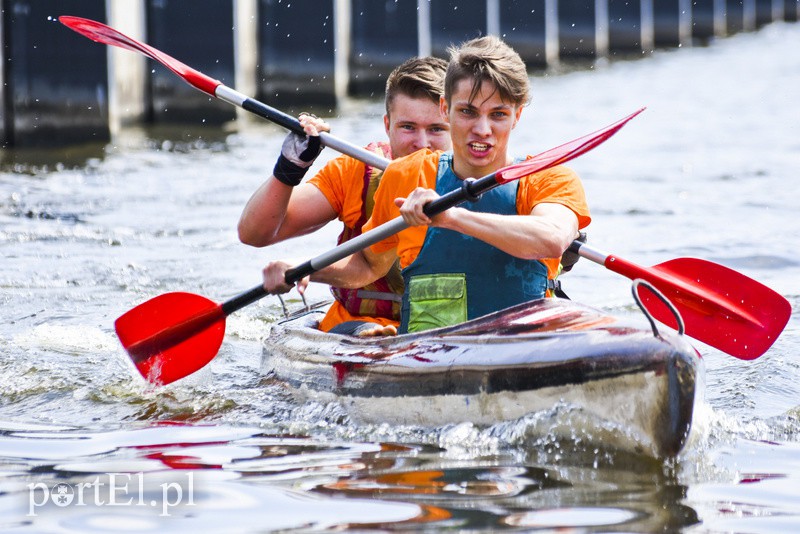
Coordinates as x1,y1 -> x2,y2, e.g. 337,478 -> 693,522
238,57 -> 451,335
262,36 -> 591,335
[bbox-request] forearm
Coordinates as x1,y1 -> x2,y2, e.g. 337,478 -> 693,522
263,248 -> 392,297
240,113 -> 330,247
238,177 -> 293,247
239,180 -> 335,247
310,249 -> 394,289
438,206 -> 577,260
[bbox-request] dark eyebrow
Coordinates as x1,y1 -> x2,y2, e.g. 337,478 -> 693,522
453,99 -> 513,112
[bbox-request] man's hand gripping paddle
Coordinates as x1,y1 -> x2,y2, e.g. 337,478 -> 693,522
60,16 -> 789,380
115,110 -> 655,385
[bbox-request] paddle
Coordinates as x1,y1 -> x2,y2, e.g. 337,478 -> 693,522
77,11 -> 788,373
115,109 -> 643,385
569,241 -> 790,360
58,15 -> 389,170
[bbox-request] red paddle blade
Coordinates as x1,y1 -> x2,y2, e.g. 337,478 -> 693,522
115,292 -> 226,385
496,107 -> 645,183
59,16 -> 220,95
633,258 -> 790,359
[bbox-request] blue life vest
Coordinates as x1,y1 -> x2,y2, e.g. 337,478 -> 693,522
399,152 -> 549,333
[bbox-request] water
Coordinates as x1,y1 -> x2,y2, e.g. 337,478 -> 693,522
1,23 -> 799,532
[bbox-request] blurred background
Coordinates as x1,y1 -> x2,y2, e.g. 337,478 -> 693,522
2,0 -> 798,150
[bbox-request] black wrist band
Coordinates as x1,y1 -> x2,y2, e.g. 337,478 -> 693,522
272,154 -> 307,186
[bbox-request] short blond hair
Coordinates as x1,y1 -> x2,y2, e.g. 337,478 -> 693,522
385,56 -> 447,116
444,36 -> 530,107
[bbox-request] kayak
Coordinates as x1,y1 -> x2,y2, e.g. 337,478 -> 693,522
261,298 -> 703,458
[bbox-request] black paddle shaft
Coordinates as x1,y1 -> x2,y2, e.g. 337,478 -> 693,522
218,175 -> 492,317
241,99 -> 305,136
284,175 -> 491,282
215,107 -> 647,318
238,97 -> 389,170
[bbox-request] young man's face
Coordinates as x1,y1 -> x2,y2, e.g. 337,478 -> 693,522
384,94 -> 451,158
441,78 -> 523,179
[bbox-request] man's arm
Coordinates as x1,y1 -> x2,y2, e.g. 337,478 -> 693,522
262,246 -> 396,295
397,187 -> 578,259
238,181 -> 336,247
238,114 -> 336,247
312,246 -> 397,288
443,203 -> 578,259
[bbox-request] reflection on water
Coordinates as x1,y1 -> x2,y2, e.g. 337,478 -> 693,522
1,21 -> 799,532
0,421 -> 704,531
0,142 -> 107,176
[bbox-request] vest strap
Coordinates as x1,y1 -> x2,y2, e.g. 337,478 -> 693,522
549,278 -> 572,300
355,290 -> 403,303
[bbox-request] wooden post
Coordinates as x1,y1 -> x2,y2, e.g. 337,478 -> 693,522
234,0 -> 258,124
107,0 -> 147,135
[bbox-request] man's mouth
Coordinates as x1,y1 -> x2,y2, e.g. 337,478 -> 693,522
468,142 -> 491,154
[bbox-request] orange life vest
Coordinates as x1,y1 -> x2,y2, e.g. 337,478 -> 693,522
329,142 -> 404,320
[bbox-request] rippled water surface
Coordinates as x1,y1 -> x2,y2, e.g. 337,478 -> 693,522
1,23 -> 799,532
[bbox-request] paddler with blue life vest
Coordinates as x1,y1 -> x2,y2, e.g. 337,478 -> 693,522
238,57 -> 451,336
262,36 -> 592,335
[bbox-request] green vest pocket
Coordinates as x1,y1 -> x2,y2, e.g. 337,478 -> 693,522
407,273 -> 467,333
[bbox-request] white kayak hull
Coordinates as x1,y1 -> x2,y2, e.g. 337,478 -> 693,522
261,298 -> 704,458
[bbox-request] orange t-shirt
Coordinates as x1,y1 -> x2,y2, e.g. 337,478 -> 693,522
307,153 -> 399,332
362,150 -> 591,280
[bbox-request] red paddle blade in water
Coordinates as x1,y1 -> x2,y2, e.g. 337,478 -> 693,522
115,292 -> 226,385
616,256 -> 790,359
495,108 -> 645,183
59,16 -> 220,95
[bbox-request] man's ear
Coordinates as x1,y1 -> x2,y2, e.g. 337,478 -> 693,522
512,105 -> 523,128
384,114 -> 391,135
439,96 -> 449,121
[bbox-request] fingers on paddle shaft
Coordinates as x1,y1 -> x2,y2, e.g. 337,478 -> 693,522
636,258 -> 791,359
115,292 -> 226,385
